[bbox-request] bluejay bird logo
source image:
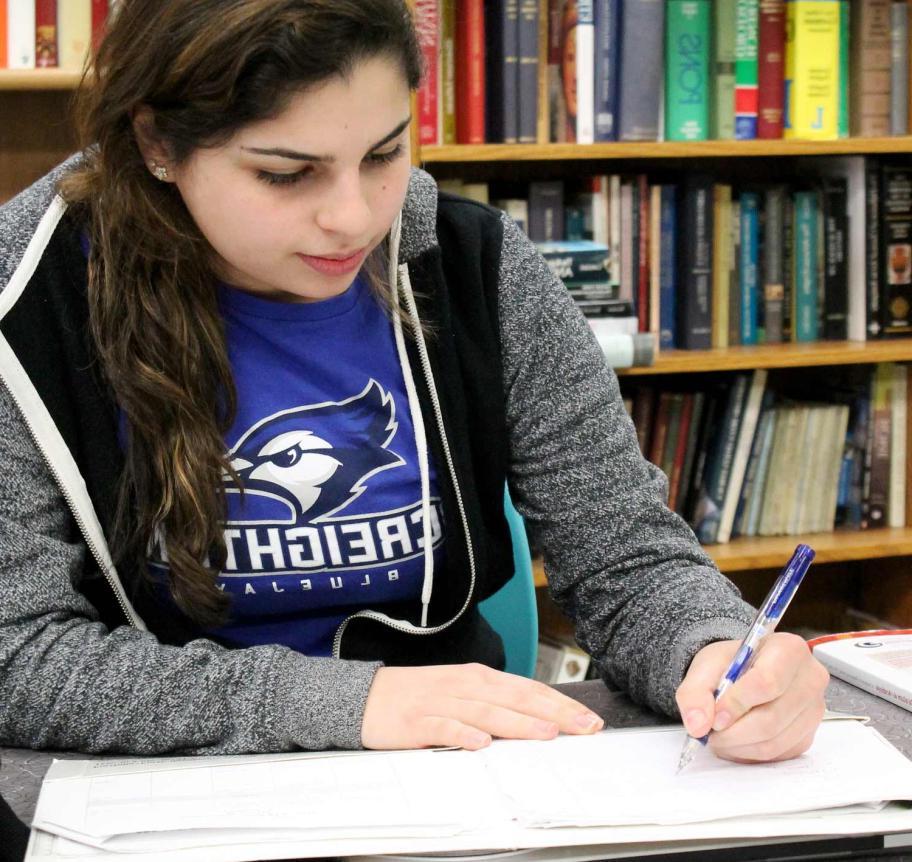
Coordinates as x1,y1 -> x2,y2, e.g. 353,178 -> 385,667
225,380 -> 403,524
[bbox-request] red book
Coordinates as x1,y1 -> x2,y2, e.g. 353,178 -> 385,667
648,391 -> 672,467
414,0 -> 439,146
636,174 -> 649,334
91,0 -> 108,50
667,393 -> 695,512
757,0 -> 785,139
35,0 -> 57,68
455,0 -> 486,144
0,0 -> 8,68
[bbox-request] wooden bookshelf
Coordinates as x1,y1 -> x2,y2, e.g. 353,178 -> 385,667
0,70 -> 83,90
532,526 -> 912,587
618,340 -> 912,376
421,137 -> 912,163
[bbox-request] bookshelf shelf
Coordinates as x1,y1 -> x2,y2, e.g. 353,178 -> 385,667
531,527 -> 912,587
0,70 -> 83,91
420,137 -> 912,164
618,340 -> 912,376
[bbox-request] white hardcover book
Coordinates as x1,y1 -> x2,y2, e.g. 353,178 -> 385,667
811,630 -> 912,713
608,174 -> 622,289
574,0 -> 594,144
889,364 -> 907,527
7,1 -> 36,69
590,175 -> 609,246
716,369 -> 768,543
58,0 -> 92,71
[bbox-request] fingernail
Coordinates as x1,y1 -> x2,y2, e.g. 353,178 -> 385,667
534,719 -> 559,735
575,712 -> 603,731
685,709 -> 705,734
713,710 -> 732,732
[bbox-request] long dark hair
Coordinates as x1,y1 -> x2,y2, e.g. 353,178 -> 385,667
58,0 -> 422,626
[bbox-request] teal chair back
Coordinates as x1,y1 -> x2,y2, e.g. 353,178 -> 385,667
478,487 -> 539,678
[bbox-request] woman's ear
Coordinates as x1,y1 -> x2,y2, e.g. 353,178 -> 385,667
132,106 -> 176,182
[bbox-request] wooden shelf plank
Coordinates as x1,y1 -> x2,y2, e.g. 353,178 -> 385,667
531,527 -> 912,586
617,340 -> 912,376
421,137 -> 912,163
0,70 -> 83,91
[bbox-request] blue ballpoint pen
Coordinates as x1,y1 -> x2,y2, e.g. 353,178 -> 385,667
675,543 -> 816,774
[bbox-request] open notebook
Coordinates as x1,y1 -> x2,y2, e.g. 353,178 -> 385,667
26,721 -> 912,862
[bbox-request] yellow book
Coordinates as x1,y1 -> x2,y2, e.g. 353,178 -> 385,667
784,0 -> 841,140
712,184 -> 732,349
58,0 -> 92,71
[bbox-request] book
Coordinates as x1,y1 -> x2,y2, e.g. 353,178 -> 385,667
738,191 -> 760,345
559,0 -> 579,141
676,176 -> 714,349
575,0 -> 595,142
712,0 -> 737,138
618,0 -> 665,141
667,392 -> 695,511
658,185 -> 678,350
891,0 -> 909,136
763,185 -> 787,343
547,0 -> 569,141
736,396 -> 776,537
734,0 -> 760,139
729,198 -> 743,345
850,0 -> 892,137
648,184 -> 662,341
664,0 -> 710,141
518,0 -> 541,142
864,362 -> 893,529
711,183 -> 733,349
784,0 -> 841,140
636,174 -> 650,333
35,0 -> 57,68
528,180 -> 564,241
757,0 -> 785,138
821,177 -> 849,341
456,0 -> 486,144
792,189 -> 820,342
7,0 -> 35,69
414,0 -> 440,146
536,0 -> 550,143
889,363 -> 908,528
810,630 -> 912,713
867,159 -> 884,338
837,0 -> 850,137
880,162 -> 912,337
593,0 -> 620,140
58,0 -> 92,71
660,392 -> 686,480
537,239 -> 609,281
486,0 -> 520,143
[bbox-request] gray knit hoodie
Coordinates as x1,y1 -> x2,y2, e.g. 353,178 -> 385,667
0,160 -> 754,755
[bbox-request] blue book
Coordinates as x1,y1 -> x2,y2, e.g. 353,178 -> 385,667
676,176 -> 714,349
733,391 -> 774,536
793,190 -> 820,341
594,0 -> 621,141
618,0 -> 665,140
744,405 -> 778,537
517,0 -> 540,142
739,191 -> 760,345
658,185 -> 678,349
485,0 -> 520,143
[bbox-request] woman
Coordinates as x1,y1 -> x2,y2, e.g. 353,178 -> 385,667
0,0 -> 826,758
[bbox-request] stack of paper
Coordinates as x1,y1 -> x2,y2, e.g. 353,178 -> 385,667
26,722 -> 912,862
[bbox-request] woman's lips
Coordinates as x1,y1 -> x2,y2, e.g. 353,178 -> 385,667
296,248 -> 367,276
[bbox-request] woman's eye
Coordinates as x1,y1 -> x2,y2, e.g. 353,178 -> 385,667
367,144 -> 404,165
256,169 -> 309,187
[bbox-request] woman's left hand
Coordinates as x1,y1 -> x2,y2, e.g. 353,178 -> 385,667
675,632 -> 829,763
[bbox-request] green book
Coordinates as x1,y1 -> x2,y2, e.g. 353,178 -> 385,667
665,0 -> 711,140
792,190 -> 820,342
837,0 -> 850,138
712,0 -> 737,139
734,0 -> 759,139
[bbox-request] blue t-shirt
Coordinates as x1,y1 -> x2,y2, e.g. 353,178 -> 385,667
147,275 -> 445,655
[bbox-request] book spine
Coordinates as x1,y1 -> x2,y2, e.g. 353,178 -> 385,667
711,184 -> 732,349
661,393 -> 685,478
7,0 -> 35,69
456,0 -> 487,144
593,0 -> 620,140
889,364 -> 907,527
649,184 -> 662,340
659,185 -> 678,349
837,0 -> 850,137
560,0 -> 578,141
865,363 -> 893,528
90,0 -> 108,51
608,174 -> 622,290
649,391 -> 673,466
35,0 -> 57,68
547,0 -> 568,142
528,181 -> 565,241
763,186 -> 786,343
632,387 -> 656,454
739,191 -> 760,345
734,0 -> 759,139
880,163 -> 912,337
866,160 -> 883,338
619,181 -> 635,303
822,178 -> 849,340
676,177 -> 714,349
850,0 -> 892,137
756,0 -> 785,138
486,0 -> 520,143
618,0 -> 665,141
891,0 -> 910,136
414,0 -> 440,146
664,0 -> 710,141
57,0 -> 91,71
793,190 -> 820,341
712,0 -> 737,138
575,0 -> 595,143
536,0 -> 550,143
518,0 -> 541,142
784,0 -> 840,140
0,0 -> 7,69
728,199 -> 743,345
440,1 -> 457,144
636,174 -> 650,333
667,393 -> 694,512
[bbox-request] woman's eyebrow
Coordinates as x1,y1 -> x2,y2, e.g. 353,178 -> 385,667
241,116 -> 412,163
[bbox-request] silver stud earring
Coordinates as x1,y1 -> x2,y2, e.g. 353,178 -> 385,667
150,163 -> 169,181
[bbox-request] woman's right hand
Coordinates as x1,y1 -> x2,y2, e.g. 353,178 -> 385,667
360,663 -> 604,750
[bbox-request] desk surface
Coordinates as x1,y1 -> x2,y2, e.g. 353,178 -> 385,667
2,678 -> 911,862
